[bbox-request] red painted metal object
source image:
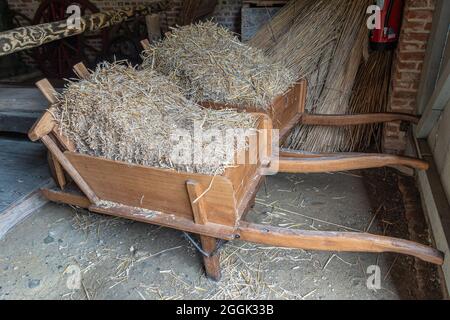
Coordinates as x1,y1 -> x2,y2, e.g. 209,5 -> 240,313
370,0 -> 405,51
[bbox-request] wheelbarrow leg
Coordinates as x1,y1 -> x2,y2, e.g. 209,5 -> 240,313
199,235 -> 221,281
186,180 -> 222,281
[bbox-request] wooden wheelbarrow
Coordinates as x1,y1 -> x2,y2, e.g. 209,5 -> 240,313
28,64 -> 443,281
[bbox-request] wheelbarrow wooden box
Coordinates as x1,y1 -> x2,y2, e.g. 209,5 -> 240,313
28,65 -> 444,281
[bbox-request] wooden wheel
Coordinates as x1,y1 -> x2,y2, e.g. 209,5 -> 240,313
32,0 -> 108,78
102,15 -> 148,65
10,10 -> 32,28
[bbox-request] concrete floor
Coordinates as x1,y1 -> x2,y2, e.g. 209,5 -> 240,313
0,171 -> 444,300
0,136 -> 48,212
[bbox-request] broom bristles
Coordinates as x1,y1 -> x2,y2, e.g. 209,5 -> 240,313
250,0 -> 375,152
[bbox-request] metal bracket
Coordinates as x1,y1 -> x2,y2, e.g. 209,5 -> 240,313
183,232 -> 228,258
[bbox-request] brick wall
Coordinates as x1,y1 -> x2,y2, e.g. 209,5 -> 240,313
383,0 -> 435,154
209,0 -> 242,33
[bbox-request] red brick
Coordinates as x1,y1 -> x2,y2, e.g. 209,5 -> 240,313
399,42 -> 427,51
395,61 -> 422,71
391,98 -> 414,108
392,90 -> 418,100
402,32 -> 430,42
405,10 -> 433,21
384,0 -> 435,153
397,51 -> 426,62
395,71 -> 421,83
402,20 -> 432,32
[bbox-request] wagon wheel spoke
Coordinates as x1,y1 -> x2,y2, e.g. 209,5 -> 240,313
82,41 -> 101,54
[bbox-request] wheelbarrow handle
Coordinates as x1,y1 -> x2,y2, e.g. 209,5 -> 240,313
271,153 -> 429,173
238,221 -> 444,265
300,112 -> 420,126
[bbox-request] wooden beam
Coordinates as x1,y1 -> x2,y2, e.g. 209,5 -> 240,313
73,62 -> 90,79
417,58 -> 450,138
90,203 -> 236,240
416,138 -> 450,288
28,80 -> 58,142
145,14 -> 161,42
141,39 -> 151,51
238,221 -> 444,265
31,78 -> 76,151
35,79 -> 58,104
51,126 -> 76,152
28,110 -> 55,142
41,187 -> 91,209
47,149 -> 66,189
186,180 -> 222,281
416,0 -> 450,114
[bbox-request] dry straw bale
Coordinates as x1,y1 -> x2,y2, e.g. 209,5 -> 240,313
54,61 -> 257,175
141,21 -> 295,109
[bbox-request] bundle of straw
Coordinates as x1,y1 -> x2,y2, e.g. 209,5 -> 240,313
55,61 -> 257,175
250,0 -> 372,152
141,21 -> 295,109
347,51 -> 393,151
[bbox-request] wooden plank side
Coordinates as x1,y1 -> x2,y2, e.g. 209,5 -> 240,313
417,58 -> 450,138
91,204 -> 236,240
271,80 -> 306,137
222,113 -> 268,217
65,152 -> 238,226
199,80 -> 305,141
224,162 -> 259,218
41,187 -> 91,209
